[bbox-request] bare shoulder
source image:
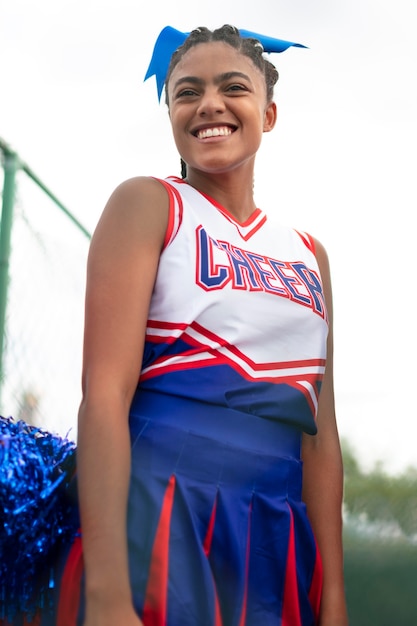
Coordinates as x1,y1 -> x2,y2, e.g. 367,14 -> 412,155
107,175 -> 169,208
91,176 -> 170,249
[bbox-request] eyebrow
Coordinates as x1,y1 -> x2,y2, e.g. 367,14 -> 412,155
172,71 -> 252,91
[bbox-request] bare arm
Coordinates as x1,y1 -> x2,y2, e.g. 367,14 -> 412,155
301,239 -> 349,626
76,177 -> 169,626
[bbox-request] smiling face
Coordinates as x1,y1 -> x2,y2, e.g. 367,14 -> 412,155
167,41 -> 277,178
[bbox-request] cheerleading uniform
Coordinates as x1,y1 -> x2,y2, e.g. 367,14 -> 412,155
2,177 -> 328,626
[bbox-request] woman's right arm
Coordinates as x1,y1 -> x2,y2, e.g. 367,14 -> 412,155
76,177 -> 169,626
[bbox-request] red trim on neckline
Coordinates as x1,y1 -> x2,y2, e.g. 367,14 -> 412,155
166,176 -> 266,234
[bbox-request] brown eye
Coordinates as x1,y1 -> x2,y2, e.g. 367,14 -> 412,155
226,83 -> 248,93
176,88 -> 199,99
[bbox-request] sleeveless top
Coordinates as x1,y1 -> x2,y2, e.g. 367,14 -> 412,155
139,176 -> 328,435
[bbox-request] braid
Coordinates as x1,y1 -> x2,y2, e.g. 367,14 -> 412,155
180,158 -> 187,179
166,25 -> 279,178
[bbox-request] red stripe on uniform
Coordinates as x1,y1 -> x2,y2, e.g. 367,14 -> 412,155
152,178 -> 183,250
308,540 -> 323,621
142,475 -> 176,626
281,508 -> 302,626
56,534 -> 84,626
202,494 -> 223,626
203,495 -> 217,557
295,230 -> 315,255
238,500 -> 252,626
213,591 -> 223,626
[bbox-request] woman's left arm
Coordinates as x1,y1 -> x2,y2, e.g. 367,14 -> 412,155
301,239 -> 349,626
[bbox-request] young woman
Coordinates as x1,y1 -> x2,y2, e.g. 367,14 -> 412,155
2,25 -> 348,626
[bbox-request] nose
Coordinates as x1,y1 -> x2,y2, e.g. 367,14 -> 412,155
196,87 -> 226,116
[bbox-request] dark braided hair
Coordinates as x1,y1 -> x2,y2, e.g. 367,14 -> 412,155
164,25 -> 279,178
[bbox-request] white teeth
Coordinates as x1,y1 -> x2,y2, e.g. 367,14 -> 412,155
197,127 -> 232,139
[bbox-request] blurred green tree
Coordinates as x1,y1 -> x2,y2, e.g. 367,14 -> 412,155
342,440 -> 417,539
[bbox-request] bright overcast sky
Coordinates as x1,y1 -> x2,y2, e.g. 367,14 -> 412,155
1,0 -> 416,473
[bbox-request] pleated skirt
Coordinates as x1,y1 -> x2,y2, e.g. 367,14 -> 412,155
8,389 -> 322,626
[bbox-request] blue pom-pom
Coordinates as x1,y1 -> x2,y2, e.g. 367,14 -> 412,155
0,416 -> 79,621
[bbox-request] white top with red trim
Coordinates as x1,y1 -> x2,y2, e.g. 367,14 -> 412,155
139,177 -> 328,434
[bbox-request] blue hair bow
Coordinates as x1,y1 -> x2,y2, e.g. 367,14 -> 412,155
144,26 -> 307,101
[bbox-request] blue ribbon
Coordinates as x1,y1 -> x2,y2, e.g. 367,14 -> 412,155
144,26 -> 307,101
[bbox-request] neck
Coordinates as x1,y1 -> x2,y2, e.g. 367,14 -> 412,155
185,168 -> 257,223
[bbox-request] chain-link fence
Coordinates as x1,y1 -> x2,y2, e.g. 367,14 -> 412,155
0,141 -> 90,439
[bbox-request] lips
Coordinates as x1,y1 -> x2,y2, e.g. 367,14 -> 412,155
194,126 -> 236,139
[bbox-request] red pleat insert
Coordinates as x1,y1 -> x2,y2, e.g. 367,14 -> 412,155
142,475 -> 176,626
56,534 -> 84,626
308,540 -> 323,621
281,508 -> 302,626
238,499 -> 252,626
203,495 -> 217,557
202,494 -> 223,626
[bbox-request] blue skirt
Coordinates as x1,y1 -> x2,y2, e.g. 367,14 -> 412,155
4,391 -> 322,626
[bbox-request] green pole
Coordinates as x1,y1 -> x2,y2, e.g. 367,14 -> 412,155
22,163 -> 91,240
0,148 -> 18,403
